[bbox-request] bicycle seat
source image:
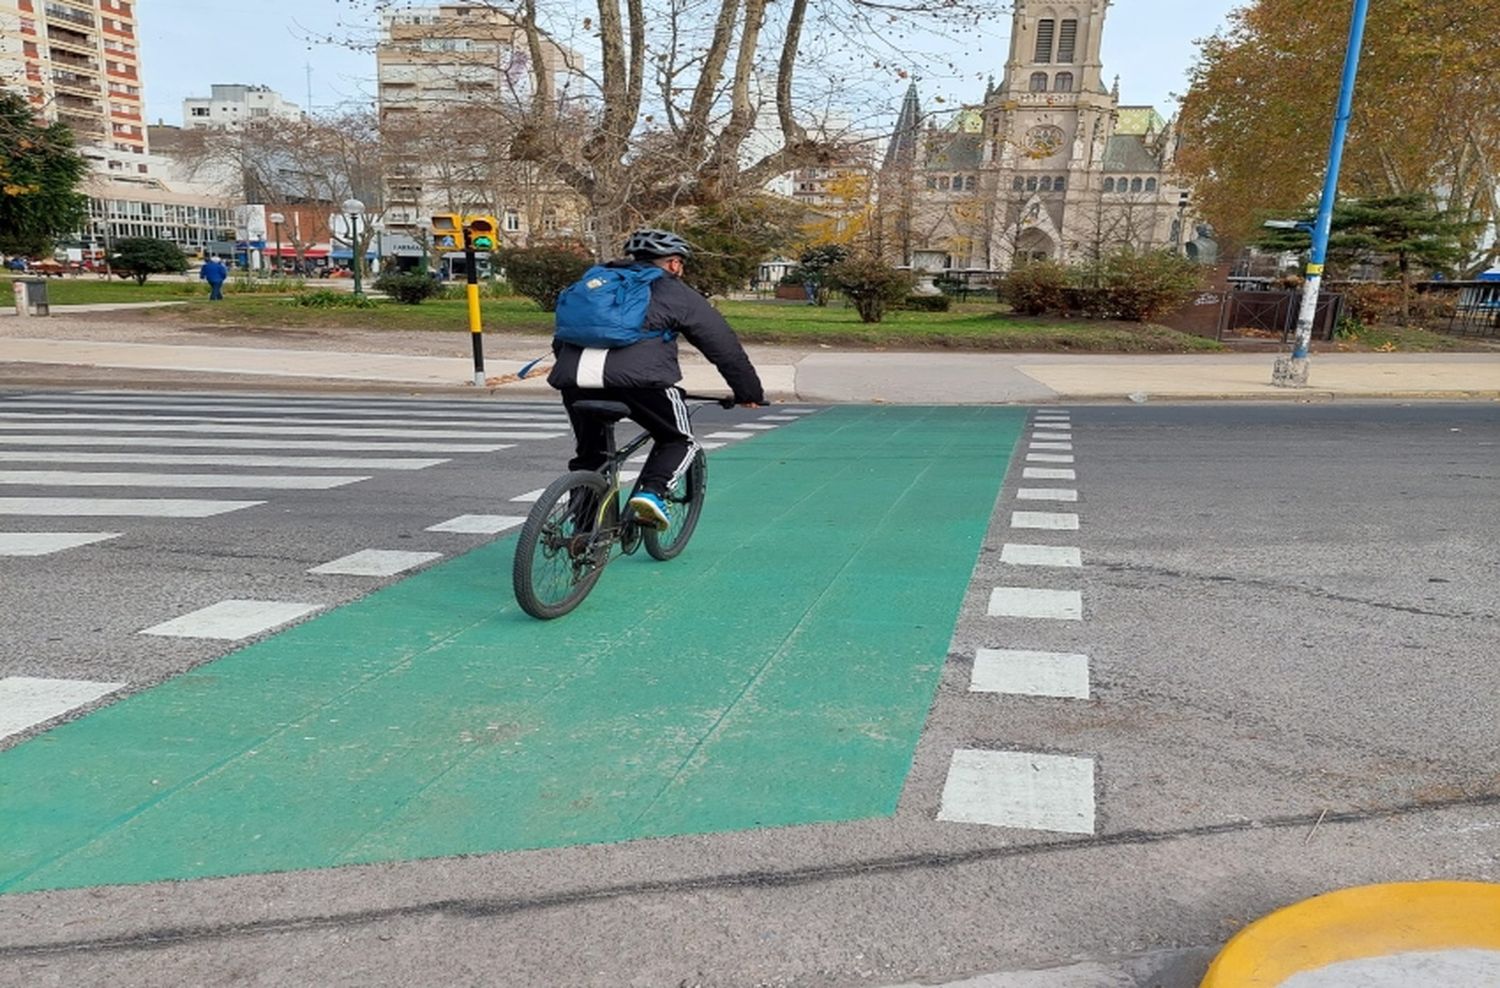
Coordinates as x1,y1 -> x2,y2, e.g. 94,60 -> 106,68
572,400 -> 632,423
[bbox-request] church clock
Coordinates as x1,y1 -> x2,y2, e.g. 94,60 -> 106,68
1023,124 -> 1066,158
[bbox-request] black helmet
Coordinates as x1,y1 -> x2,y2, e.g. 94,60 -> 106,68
623,228 -> 692,260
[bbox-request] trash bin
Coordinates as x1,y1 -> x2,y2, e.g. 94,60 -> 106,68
11,277 -> 49,317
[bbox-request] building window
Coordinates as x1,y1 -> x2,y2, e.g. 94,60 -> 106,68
1145,178 -> 1157,192
952,173 -> 963,188
1057,19 -> 1078,63
1012,177 -> 1024,191
1054,176 -> 1066,192
1103,178 -> 1115,192
1040,176 -> 1052,191
964,176 -> 976,191
504,210 -> 520,232
1034,19 -> 1055,63
1131,177 -> 1143,193
1054,72 -> 1073,93
1029,72 -> 1048,93
1026,176 -> 1038,191
938,176 -> 950,190
190,107 -> 209,117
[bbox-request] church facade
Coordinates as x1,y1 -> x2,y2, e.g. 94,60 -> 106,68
882,0 -> 1210,274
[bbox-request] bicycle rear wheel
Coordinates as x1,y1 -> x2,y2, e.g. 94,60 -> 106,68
644,448 -> 707,561
513,470 -> 612,619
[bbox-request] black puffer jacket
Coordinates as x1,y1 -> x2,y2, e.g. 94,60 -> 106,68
547,261 -> 765,404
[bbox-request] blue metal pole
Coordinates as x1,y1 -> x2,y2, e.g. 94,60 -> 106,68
1275,0 -> 1370,383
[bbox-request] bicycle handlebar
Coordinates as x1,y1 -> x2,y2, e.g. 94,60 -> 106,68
680,393 -> 739,409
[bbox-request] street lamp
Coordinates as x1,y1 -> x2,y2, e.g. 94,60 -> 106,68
342,198 -> 365,295
268,212 -> 285,277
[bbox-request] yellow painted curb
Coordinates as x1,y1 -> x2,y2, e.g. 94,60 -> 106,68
1201,881 -> 1500,987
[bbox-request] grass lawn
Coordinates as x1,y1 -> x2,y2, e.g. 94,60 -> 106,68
135,292 -> 1227,353
3,274 -> 209,304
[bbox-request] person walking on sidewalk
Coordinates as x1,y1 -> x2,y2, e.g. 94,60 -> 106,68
199,256 -> 229,301
547,229 -> 765,530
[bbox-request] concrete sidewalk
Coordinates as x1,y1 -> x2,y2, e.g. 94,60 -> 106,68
2,327 -> 1499,402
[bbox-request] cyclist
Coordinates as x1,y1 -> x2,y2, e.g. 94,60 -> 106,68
547,229 -> 766,530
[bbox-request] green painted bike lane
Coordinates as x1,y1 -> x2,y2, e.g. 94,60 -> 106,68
0,406 -> 1024,894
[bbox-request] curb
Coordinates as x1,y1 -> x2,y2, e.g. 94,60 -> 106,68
1200,881 -> 1500,987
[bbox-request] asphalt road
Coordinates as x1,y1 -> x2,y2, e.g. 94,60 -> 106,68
1,395 -> 1496,987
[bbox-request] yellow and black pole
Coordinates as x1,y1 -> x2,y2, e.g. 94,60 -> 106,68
462,223 -> 485,387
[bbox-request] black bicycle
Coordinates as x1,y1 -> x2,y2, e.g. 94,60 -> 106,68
512,395 -> 733,620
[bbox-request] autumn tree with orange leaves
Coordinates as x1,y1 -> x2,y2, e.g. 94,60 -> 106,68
1177,0 -> 1499,271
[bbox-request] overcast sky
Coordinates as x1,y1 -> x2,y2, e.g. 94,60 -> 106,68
139,0 -> 1243,129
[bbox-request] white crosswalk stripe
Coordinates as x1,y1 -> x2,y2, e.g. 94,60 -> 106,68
0,390 -> 574,560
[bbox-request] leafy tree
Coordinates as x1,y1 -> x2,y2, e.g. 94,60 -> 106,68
664,197 -> 803,297
497,245 -> 592,311
0,92 -> 88,257
1178,0 -> 1499,268
1256,194 -> 1473,321
827,254 -> 911,323
109,238 -> 188,285
790,243 -> 849,306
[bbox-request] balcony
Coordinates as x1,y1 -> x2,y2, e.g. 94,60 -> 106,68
49,49 -> 98,70
44,3 -> 95,28
52,70 -> 101,94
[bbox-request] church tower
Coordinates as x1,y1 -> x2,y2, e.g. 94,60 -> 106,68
980,0 -> 1120,268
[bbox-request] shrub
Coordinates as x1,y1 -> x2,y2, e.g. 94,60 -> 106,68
1002,260 -> 1070,315
374,270 -> 441,305
1339,282 -> 1404,326
286,289 -> 378,309
893,293 -> 952,312
109,238 -> 187,285
496,246 -> 592,312
827,255 -> 913,323
1098,250 -> 1202,321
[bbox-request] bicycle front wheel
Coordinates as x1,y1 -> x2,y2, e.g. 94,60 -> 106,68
513,470 -> 612,619
644,448 -> 707,561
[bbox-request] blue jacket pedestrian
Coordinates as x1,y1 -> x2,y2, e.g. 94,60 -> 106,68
200,258 -> 229,300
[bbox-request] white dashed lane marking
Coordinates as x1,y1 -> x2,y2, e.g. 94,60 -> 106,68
987,587 -> 1083,620
1000,543 -> 1081,567
970,648 -> 1090,699
1026,453 -> 1076,464
1023,467 -> 1076,480
1011,511 -> 1080,530
309,550 -> 443,577
0,677 -> 125,741
140,599 -> 323,640
1016,488 -> 1078,502
426,515 -> 526,534
938,750 -> 1096,835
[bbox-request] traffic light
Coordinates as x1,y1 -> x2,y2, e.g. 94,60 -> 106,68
430,213 -> 461,251
464,215 -> 498,251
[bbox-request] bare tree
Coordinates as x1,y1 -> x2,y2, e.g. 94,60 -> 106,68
345,0 -> 990,255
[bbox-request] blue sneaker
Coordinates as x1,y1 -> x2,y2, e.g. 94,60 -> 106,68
628,490 -> 671,530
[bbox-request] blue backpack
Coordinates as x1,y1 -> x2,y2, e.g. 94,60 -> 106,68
554,264 -> 670,348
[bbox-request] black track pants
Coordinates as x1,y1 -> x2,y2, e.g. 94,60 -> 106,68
560,386 -> 696,496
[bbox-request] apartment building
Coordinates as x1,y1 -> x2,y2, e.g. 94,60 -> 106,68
377,3 -> 584,243
182,83 -> 303,131
0,0 -> 148,174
